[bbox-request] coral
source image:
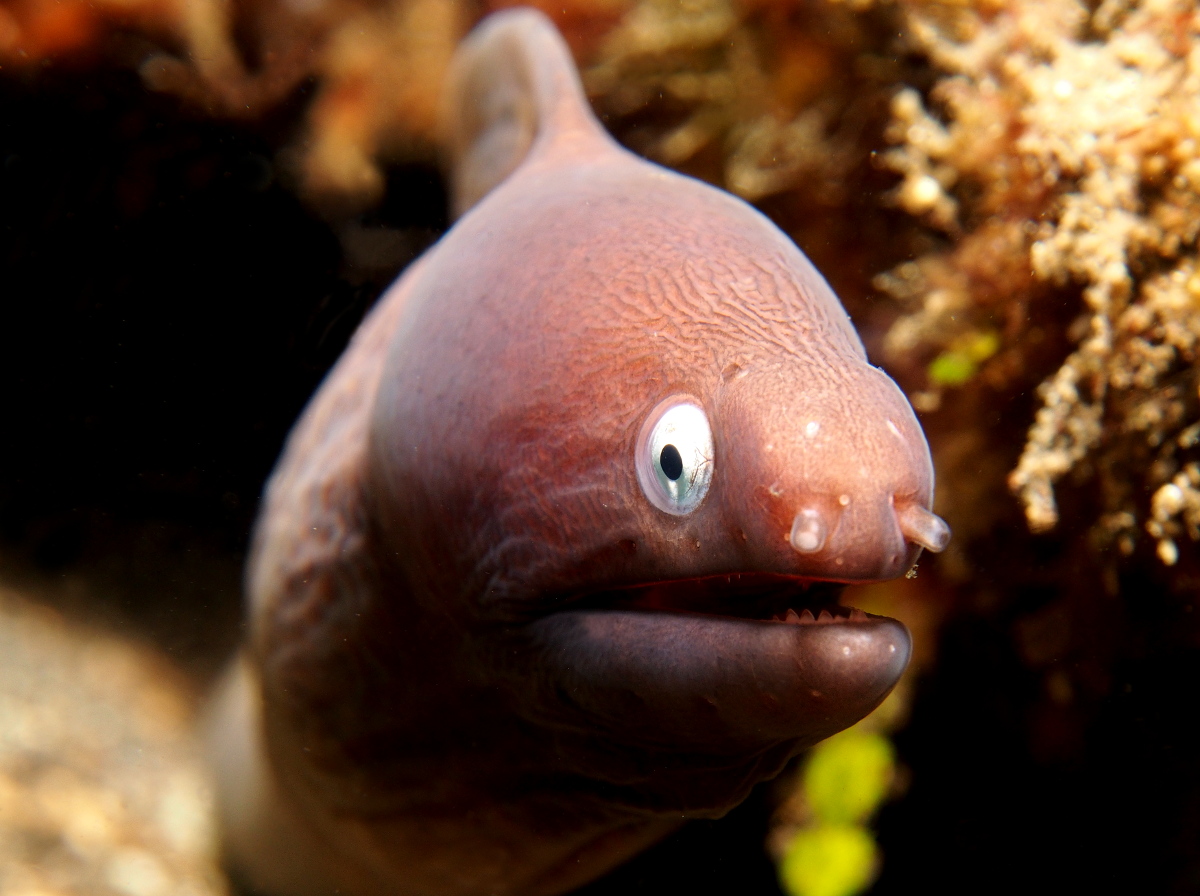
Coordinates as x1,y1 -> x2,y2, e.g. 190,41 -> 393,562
878,0 -> 1200,561
585,0 -> 903,219
286,0 -> 463,205
0,0 -> 464,210
0,0 -> 899,226
0,0 -> 651,211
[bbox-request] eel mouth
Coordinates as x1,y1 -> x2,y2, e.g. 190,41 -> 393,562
521,572 -> 910,759
574,572 -> 868,626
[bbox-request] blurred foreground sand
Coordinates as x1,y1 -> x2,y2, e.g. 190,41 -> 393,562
0,586 -> 227,896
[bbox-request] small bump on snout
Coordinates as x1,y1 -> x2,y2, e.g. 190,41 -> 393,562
789,508 -> 828,553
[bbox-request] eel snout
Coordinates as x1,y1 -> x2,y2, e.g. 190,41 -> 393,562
787,496 -> 950,577
728,363 -> 948,583
772,491 -> 950,582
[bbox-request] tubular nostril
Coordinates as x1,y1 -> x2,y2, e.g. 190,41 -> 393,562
896,502 -> 951,553
789,508 -> 829,554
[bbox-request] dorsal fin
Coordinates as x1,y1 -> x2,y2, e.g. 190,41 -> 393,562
442,9 -> 613,218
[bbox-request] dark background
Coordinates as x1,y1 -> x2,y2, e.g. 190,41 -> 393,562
2,62 -> 1198,896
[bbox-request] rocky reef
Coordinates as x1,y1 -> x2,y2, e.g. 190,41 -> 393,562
1,0 -> 1198,894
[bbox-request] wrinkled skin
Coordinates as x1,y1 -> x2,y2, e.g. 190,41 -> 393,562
207,10 -> 949,896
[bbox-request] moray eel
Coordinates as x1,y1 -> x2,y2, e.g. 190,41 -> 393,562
207,9 -> 950,896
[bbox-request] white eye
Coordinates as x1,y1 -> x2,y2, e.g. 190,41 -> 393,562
636,397 -> 714,515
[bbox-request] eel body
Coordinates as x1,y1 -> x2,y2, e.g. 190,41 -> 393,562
208,10 -> 950,896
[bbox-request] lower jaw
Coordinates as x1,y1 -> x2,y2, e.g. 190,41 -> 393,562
518,605 -> 912,751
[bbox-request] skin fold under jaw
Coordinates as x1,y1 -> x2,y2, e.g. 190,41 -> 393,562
205,8 -> 951,896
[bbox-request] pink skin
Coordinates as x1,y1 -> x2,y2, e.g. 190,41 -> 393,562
207,10 -> 950,896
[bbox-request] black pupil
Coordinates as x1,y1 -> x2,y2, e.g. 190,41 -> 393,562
660,444 -> 684,481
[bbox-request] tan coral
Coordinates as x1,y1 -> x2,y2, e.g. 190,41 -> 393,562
297,0 -> 463,207
880,0 -> 1200,555
0,0 -> 465,208
584,0 -> 894,213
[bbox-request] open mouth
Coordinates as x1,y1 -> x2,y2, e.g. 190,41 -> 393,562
577,573 -> 871,626
520,570 -> 909,764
